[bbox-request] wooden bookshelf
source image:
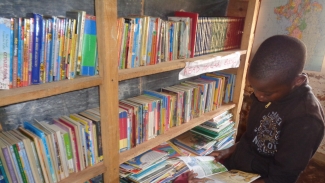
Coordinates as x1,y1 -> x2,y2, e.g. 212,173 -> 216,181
59,162 -> 106,183
118,49 -> 247,81
0,76 -> 102,106
119,103 -> 236,164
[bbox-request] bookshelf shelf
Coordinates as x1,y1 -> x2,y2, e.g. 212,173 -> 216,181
0,76 -> 102,106
119,103 -> 236,164
118,49 -> 247,81
59,162 -> 106,183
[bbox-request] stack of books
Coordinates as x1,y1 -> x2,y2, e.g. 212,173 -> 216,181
116,11 -> 245,69
0,10 -> 97,89
117,72 -> 236,152
0,107 -> 102,182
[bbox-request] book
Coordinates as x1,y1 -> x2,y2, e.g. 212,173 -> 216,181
174,11 -> 198,58
178,156 -> 227,179
52,120 -> 75,174
65,10 -> 86,76
206,169 -> 261,183
0,17 -> 12,89
26,13 -> 43,84
18,127 -> 50,183
23,122 -> 57,183
80,14 -> 97,76
126,149 -> 168,169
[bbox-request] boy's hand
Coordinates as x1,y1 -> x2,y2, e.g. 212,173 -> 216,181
188,171 -> 210,183
209,143 -> 238,162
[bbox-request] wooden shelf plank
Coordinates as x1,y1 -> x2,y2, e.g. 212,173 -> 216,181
59,162 -> 106,183
118,49 -> 247,81
0,76 -> 102,106
119,103 -> 236,164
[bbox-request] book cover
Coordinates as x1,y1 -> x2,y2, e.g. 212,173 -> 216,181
0,138 -> 14,183
174,11 -> 198,58
69,114 -> 95,166
11,129 -> 44,183
26,13 -> 43,84
80,14 -> 97,76
23,122 -> 57,183
66,10 -> 86,76
0,18 -> 11,89
18,127 -> 49,183
118,108 -> 128,152
52,120 -> 75,174
126,149 -> 168,169
206,169 -> 261,183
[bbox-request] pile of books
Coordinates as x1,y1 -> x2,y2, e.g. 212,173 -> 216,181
118,72 -> 236,152
119,144 -> 189,183
0,10 -> 97,89
0,107 -> 102,182
171,110 -> 235,156
117,11 -> 245,69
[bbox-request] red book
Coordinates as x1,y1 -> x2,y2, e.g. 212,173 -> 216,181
174,11 -> 199,58
119,108 -> 128,151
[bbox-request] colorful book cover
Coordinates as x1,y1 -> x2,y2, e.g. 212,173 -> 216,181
118,108 -> 128,152
26,13 -> 43,84
69,114 -> 95,166
81,14 -> 97,76
152,141 -> 182,159
23,122 -> 57,183
126,149 -> 168,169
0,18 -> 11,89
11,18 -> 17,89
174,11 -> 198,58
66,10 -> 86,75
0,158 -> 9,183
17,18 -> 23,87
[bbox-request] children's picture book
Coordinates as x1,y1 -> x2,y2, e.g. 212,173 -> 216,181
178,156 -> 227,179
205,169 -> 261,183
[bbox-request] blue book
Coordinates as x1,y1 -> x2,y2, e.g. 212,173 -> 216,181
169,22 -> 174,60
146,17 -> 155,65
26,13 -> 43,84
0,18 -> 11,89
44,19 -> 52,83
23,122 -> 57,183
134,18 -> 142,68
17,18 -> 23,87
131,18 -> 140,68
9,18 -> 14,89
0,158 -> 9,183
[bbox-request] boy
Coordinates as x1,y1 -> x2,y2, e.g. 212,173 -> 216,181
188,35 -> 325,183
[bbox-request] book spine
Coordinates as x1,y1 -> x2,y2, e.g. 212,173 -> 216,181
61,133 -> 74,173
45,19 -> 52,83
0,158 -> 9,183
11,18 -> 17,89
68,19 -> 77,79
2,147 -> 18,183
0,18 -> 11,89
40,19 -> 46,84
29,14 -> 42,84
80,15 -> 97,75
17,141 -> 34,183
17,18 -> 23,87
12,145 -> 28,183
29,141 -> 45,183
95,121 -> 103,161
28,18 -> 34,85
23,122 -> 57,182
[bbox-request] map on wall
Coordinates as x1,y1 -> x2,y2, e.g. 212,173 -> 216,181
252,0 -> 325,72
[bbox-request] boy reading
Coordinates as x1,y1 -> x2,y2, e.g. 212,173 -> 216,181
188,35 -> 325,183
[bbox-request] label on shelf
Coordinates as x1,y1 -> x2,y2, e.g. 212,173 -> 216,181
179,52 -> 240,80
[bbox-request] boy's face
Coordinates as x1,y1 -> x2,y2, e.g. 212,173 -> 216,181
247,74 -> 296,103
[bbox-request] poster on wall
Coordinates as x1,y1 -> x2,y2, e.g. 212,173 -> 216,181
251,0 -> 325,72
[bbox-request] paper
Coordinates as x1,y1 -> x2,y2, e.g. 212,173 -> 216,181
179,52 -> 241,80
178,156 -> 227,179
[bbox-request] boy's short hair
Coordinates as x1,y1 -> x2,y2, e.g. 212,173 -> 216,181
249,35 -> 306,84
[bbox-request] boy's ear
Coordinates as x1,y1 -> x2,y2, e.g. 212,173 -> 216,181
294,74 -> 307,87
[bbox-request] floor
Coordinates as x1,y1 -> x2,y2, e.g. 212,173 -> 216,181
296,158 -> 325,183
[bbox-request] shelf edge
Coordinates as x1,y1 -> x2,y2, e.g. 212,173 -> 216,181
0,76 -> 103,107
118,49 -> 247,81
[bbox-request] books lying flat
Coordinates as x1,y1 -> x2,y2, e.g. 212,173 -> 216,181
206,169 -> 261,183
